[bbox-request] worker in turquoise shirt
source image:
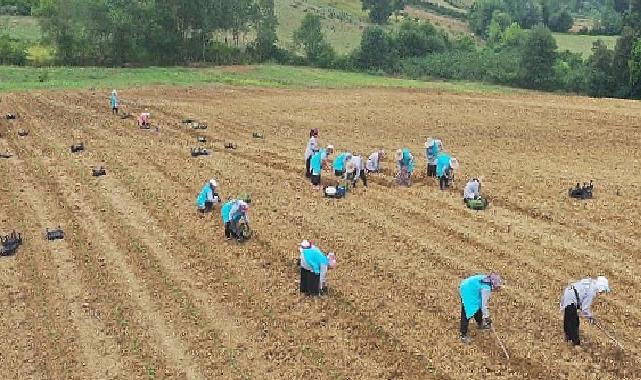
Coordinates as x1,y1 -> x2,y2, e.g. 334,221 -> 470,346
333,152 -> 350,177
110,89 -> 118,114
221,199 -> 249,240
436,152 -> 458,190
196,178 -> 219,213
459,273 -> 504,343
310,150 -> 324,187
401,148 -> 414,173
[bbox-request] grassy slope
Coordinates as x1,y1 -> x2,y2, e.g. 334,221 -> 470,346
0,65 -> 512,93
275,0 -> 365,54
0,15 -> 41,41
553,33 -> 618,58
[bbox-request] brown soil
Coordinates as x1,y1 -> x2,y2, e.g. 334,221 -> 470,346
1,86 -> 640,379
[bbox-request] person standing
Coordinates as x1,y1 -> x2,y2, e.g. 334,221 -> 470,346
110,90 -> 119,114
425,138 -> 443,177
366,149 -> 385,173
459,273 -> 504,343
304,129 -> 319,178
560,276 -> 610,346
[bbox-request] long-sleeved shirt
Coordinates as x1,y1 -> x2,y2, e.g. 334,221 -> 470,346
333,153 -> 348,172
398,149 -> 414,173
349,155 -> 363,179
460,274 -> 493,319
222,200 -> 248,224
463,180 -> 480,200
110,94 -> 118,108
301,246 -> 329,274
436,153 -> 452,177
304,136 -> 318,159
425,139 -> 442,165
560,278 -> 599,318
310,151 -> 323,175
366,151 -> 381,172
196,183 -> 217,208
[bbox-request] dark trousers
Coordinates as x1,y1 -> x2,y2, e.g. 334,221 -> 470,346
564,304 -> 580,345
439,175 -> 450,190
300,268 -> 320,296
305,157 -> 312,178
427,164 -> 436,177
311,174 -> 321,186
224,222 -> 232,238
334,169 -> 344,177
112,107 -> 118,114
460,303 -> 483,336
358,170 -> 367,187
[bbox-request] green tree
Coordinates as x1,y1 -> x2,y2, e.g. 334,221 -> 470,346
503,0 -> 542,29
587,40 -> 615,97
628,37 -> 641,97
487,10 -> 512,46
362,0 -> 404,24
293,13 -> 335,67
395,20 -> 446,58
501,22 -> 527,48
612,26 -> 635,97
468,0 -> 504,36
255,0 -> 278,60
547,9 -> 573,32
518,23 -> 558,90
358,25 -> 394,69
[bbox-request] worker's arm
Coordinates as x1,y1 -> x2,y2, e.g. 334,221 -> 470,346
580,290 -> 596,318
481,288 -> 492,319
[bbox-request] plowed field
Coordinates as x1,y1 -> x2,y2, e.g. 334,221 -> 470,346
1,86 -> 640,379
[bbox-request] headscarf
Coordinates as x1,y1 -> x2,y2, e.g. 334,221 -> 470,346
595,276 -> 610,293
485,272 -> 504,290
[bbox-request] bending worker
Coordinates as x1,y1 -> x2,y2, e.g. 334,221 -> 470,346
221,199 -> 249,240
196,178 -> 220,213
463,178 -> 481,204
459,273 -> 504,344
560,276 -> 610,346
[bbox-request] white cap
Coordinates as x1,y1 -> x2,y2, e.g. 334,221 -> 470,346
425,138 -> 435,148
596,276 -> 610,293
209,179 -> 217,187
300,240 -> 311,249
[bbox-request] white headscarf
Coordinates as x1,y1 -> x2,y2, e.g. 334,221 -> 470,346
595,276 -> 610,293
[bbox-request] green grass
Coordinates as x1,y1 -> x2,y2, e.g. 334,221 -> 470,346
0,15 -> 41,41
0,64 -> 513,94
275,0 -> 365,54
553,33 -> 618,58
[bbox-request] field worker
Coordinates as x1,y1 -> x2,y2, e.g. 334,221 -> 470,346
321,144 -> 334,160
463,178 -> 481,204
309,149 -> 325,188
333,152 -> 350,177
436,152 -> 458,190
299,240 -> 335,296
110,89 -> 118,115
221,199 -> 249,240
560,276 -> 610,346
304,128 -> 319,178
395,148 -> 414,175
346,154 -> 367,188
459,273 -> 504,344
366,149 -> 385,173
196,179 -> 220,214
137,109 -> 151,127
425,138 -> 443,177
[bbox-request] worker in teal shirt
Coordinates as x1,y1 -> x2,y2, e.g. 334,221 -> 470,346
333,152 -> 350,177
459,273 -> 503,343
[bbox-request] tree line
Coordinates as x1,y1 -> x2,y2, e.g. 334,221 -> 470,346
3,0 -> 641,99
31,0 -> 279,66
